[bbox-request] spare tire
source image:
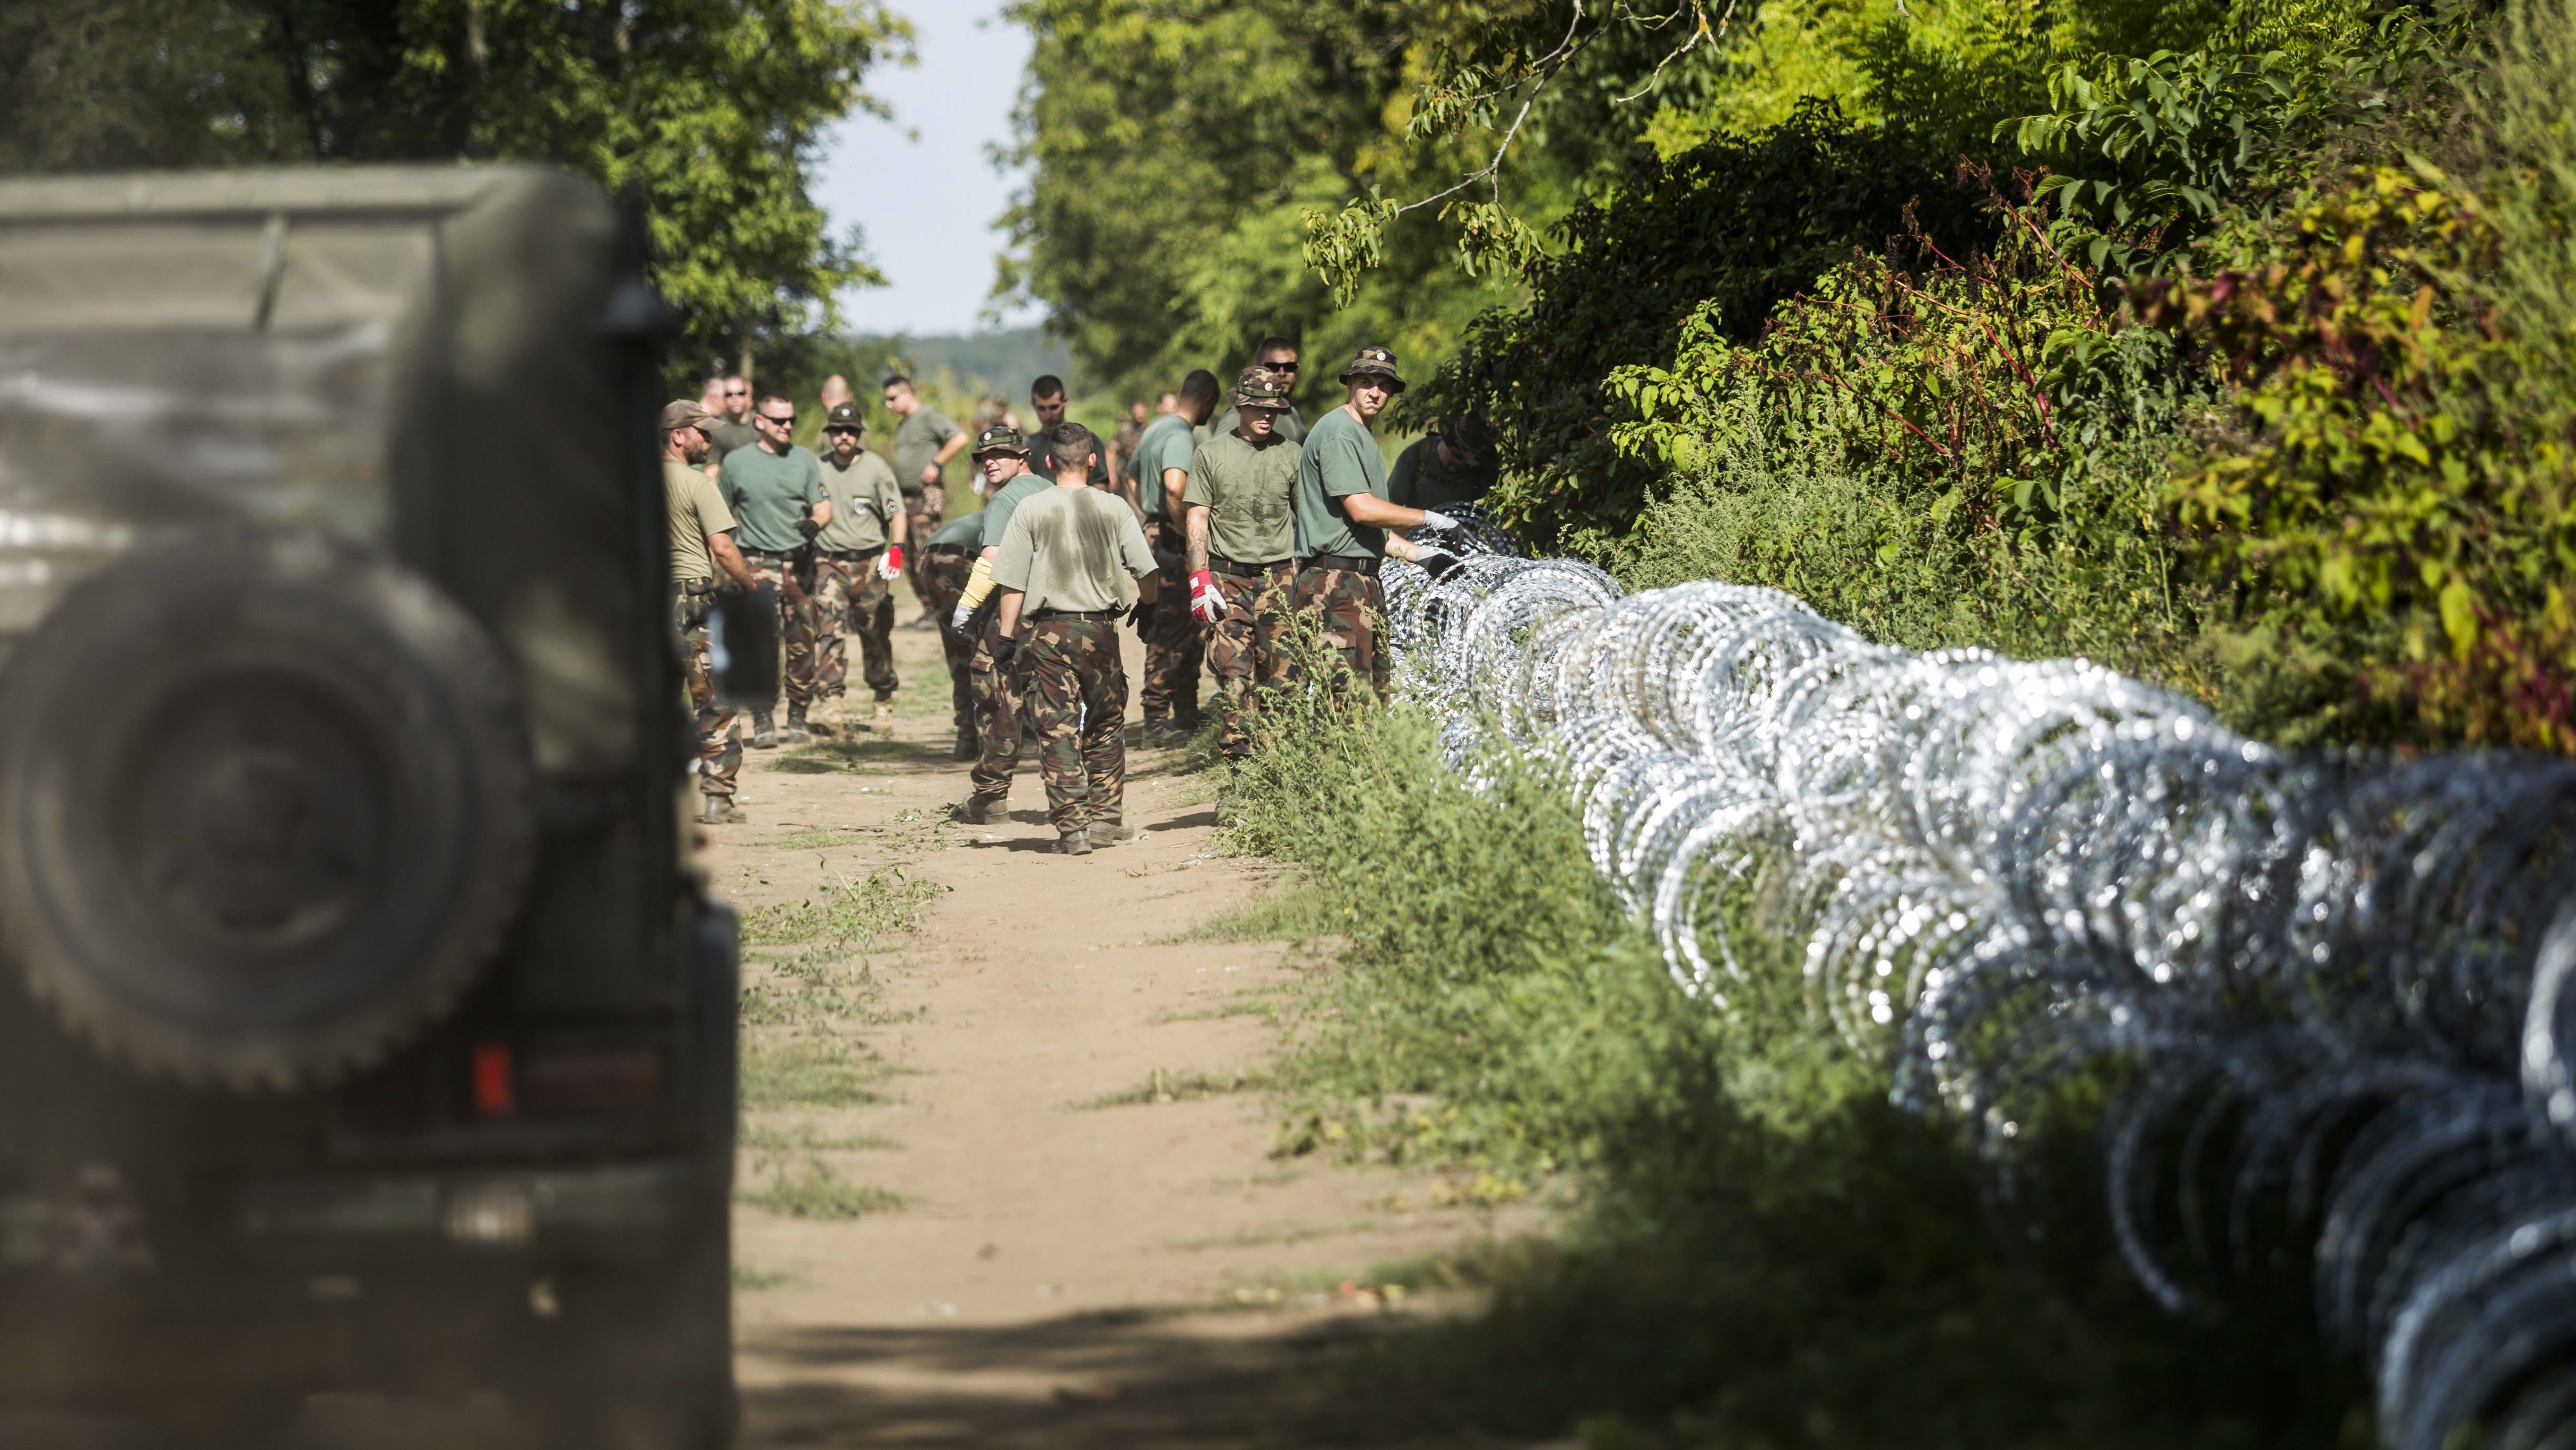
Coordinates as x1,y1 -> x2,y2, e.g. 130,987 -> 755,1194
0,532 -> 537,1091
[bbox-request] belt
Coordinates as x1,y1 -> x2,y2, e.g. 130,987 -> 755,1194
819,545 -> 885,560
1302,554 -> 1381,577
742,547 -> 796,560
925,542 -> 974,556
1209,557 -> 1288,577
673,578 -> 716,597
1029,608 -> 1120,622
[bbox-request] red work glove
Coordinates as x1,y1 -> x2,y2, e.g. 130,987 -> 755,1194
877,545 -> 904,581
1188,568 -> 1226,623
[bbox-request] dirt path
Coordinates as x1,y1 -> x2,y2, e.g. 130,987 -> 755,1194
707,616 -> 1542,1448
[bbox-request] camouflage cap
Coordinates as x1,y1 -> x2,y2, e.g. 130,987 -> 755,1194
823,401 -> 867,432
658,398 -> 720,434
970,423 -> 1028,458
1338,346 -> 1406,392
1231,365 -> 1291,412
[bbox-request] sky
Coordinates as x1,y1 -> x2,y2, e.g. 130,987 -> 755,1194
812,2 -> 1036,339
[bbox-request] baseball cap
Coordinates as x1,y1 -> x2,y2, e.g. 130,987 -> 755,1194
971,424 -> 1028,458
1339,346 -> 1406,392
824,401 -> 866,433
659,399 -> 720,434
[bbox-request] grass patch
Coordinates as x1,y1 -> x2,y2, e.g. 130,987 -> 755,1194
739,1121 -> 899,1152
740,865 -> 942,951
732,1266 -> 803,1291
1073,1067 -> 1269,1110
738,1159 -> 906,1220
741,1039 -> 890,1109
778,735 -> 927,773
1151,988 -> 1288,1026
1174,882 -> 1344,944
778,826 -> 862,850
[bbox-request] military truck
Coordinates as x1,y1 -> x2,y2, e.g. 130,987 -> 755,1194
0,167 -> 748,1447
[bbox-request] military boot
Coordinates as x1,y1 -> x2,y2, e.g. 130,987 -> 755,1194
1086,814 -> 1135,848
872,699 -> 897,735
750,709 -> 777,750
952,725 -> 977,761
781,701 -> 813,745
808,694 -> 843,738
1054,830 -> 1092,856
699,796 -> 745,825
952,793 -> 1001,825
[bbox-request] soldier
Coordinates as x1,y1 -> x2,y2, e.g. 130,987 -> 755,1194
704,373 -> 757,473
1109,397 -> 1147,494
920,513 -> 985,759
1387,412 -> 1499,512
1029,375 -> 1124,511
716,393 -> 831,747
1291,347 -> 1460,700
883,374 -> 966,610
1183,366 -> 1300,763
991,423 -> 1159,854
1133,369 -> 1219,744
1211,336 -> 1308,444
946,425 -> 1056,823
662,400 -> 758,824
820,373 -> 853,416
810,400 -> 907,738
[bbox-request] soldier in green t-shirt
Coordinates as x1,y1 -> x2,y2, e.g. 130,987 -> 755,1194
809,401 -> 908,738
945,426 -> 1058,823
1133,369 -> 1220,744
1291,348 -> 1463,699
1386,413 -> 1499,512
1211,336 -> 1309,445
718,393 -> 830,747
883,374 -> 966,609
1183,366 -> 1301,761
702,373 -> 757,473
662,400 -> 758,824
920,512 -> 987,759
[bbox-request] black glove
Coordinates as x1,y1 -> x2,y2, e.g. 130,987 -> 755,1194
1125,600 -> 1150,628
1417,547 -> 1466,582
991,633 -> 1019,669
796,517 -> 821,541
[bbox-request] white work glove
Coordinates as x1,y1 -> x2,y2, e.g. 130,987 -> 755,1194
950,600 -> 973,631
876,545 -> 904,582
1418,510 -> 1460,532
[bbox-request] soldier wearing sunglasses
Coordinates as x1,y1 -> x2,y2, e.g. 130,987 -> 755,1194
1211,336 -> 1307,444
717,394 -> 831,747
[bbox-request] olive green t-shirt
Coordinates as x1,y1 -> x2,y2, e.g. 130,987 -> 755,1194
892,406 -> 962,495
816,448 -> 905,551
1386,433 -> 1497,512
980,471 -> 1055,551
705,418 -> 758,466
1181,430 -> 1299,565
717,443 -> 825,554
666,459 -> 738,584
993,486 -> 1159,615
929,513 -> 985,548
1293,407 -> 1390,559
1133,412 -> 1197,521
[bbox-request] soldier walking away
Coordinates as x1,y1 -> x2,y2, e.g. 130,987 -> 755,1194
662,400 -> 758,823
1387,412 -> 1501,512
920,512 -> 986,759
717,392 -> 831,747
1212,336 -> 1308,445
704,373 -> 757,473
1030,375 -> 1123,511
1292,347 -> 1462,700
811,400 -> 907,738
990,424 -> 1159,854
946,425 -> 1056,823
884,374 -> 966,615
1134,368 -> 1220,744
1184,366 -> 1300,764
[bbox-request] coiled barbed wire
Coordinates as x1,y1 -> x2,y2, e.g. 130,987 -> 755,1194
1387,510 -> 2576,1450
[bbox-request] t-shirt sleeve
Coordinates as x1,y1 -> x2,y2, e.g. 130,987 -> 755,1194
1180,444 -> 1216,508
1318,430 -> 1378,499
992,511 -> 1036,591
692,474 -> 738,536
802,453 -> 825,506
1158,429 -> 1195,480
1118,508 -> 1157,577
873,460 -> 904,519
931,410 -> 961,446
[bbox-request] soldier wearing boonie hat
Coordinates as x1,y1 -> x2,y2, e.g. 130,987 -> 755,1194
1289,347 -> 1464,700
1182,365 -> 1302,764
660,399 -> 757,823
807,400 -> 908,738
947,424 -> 1057,822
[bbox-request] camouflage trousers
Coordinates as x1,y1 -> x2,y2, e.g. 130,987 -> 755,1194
808,551 -> 899,701
1293,564 -> 1388,702
921,545 -> 978,736
902,487 -> 944,602
1206,561 -> 1295,758
1139,531 -> 1204,724
966,605 -> 1027,800
743,552 -> 817,707
674,592 -> 739,801
1021,616 -> 1129,832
